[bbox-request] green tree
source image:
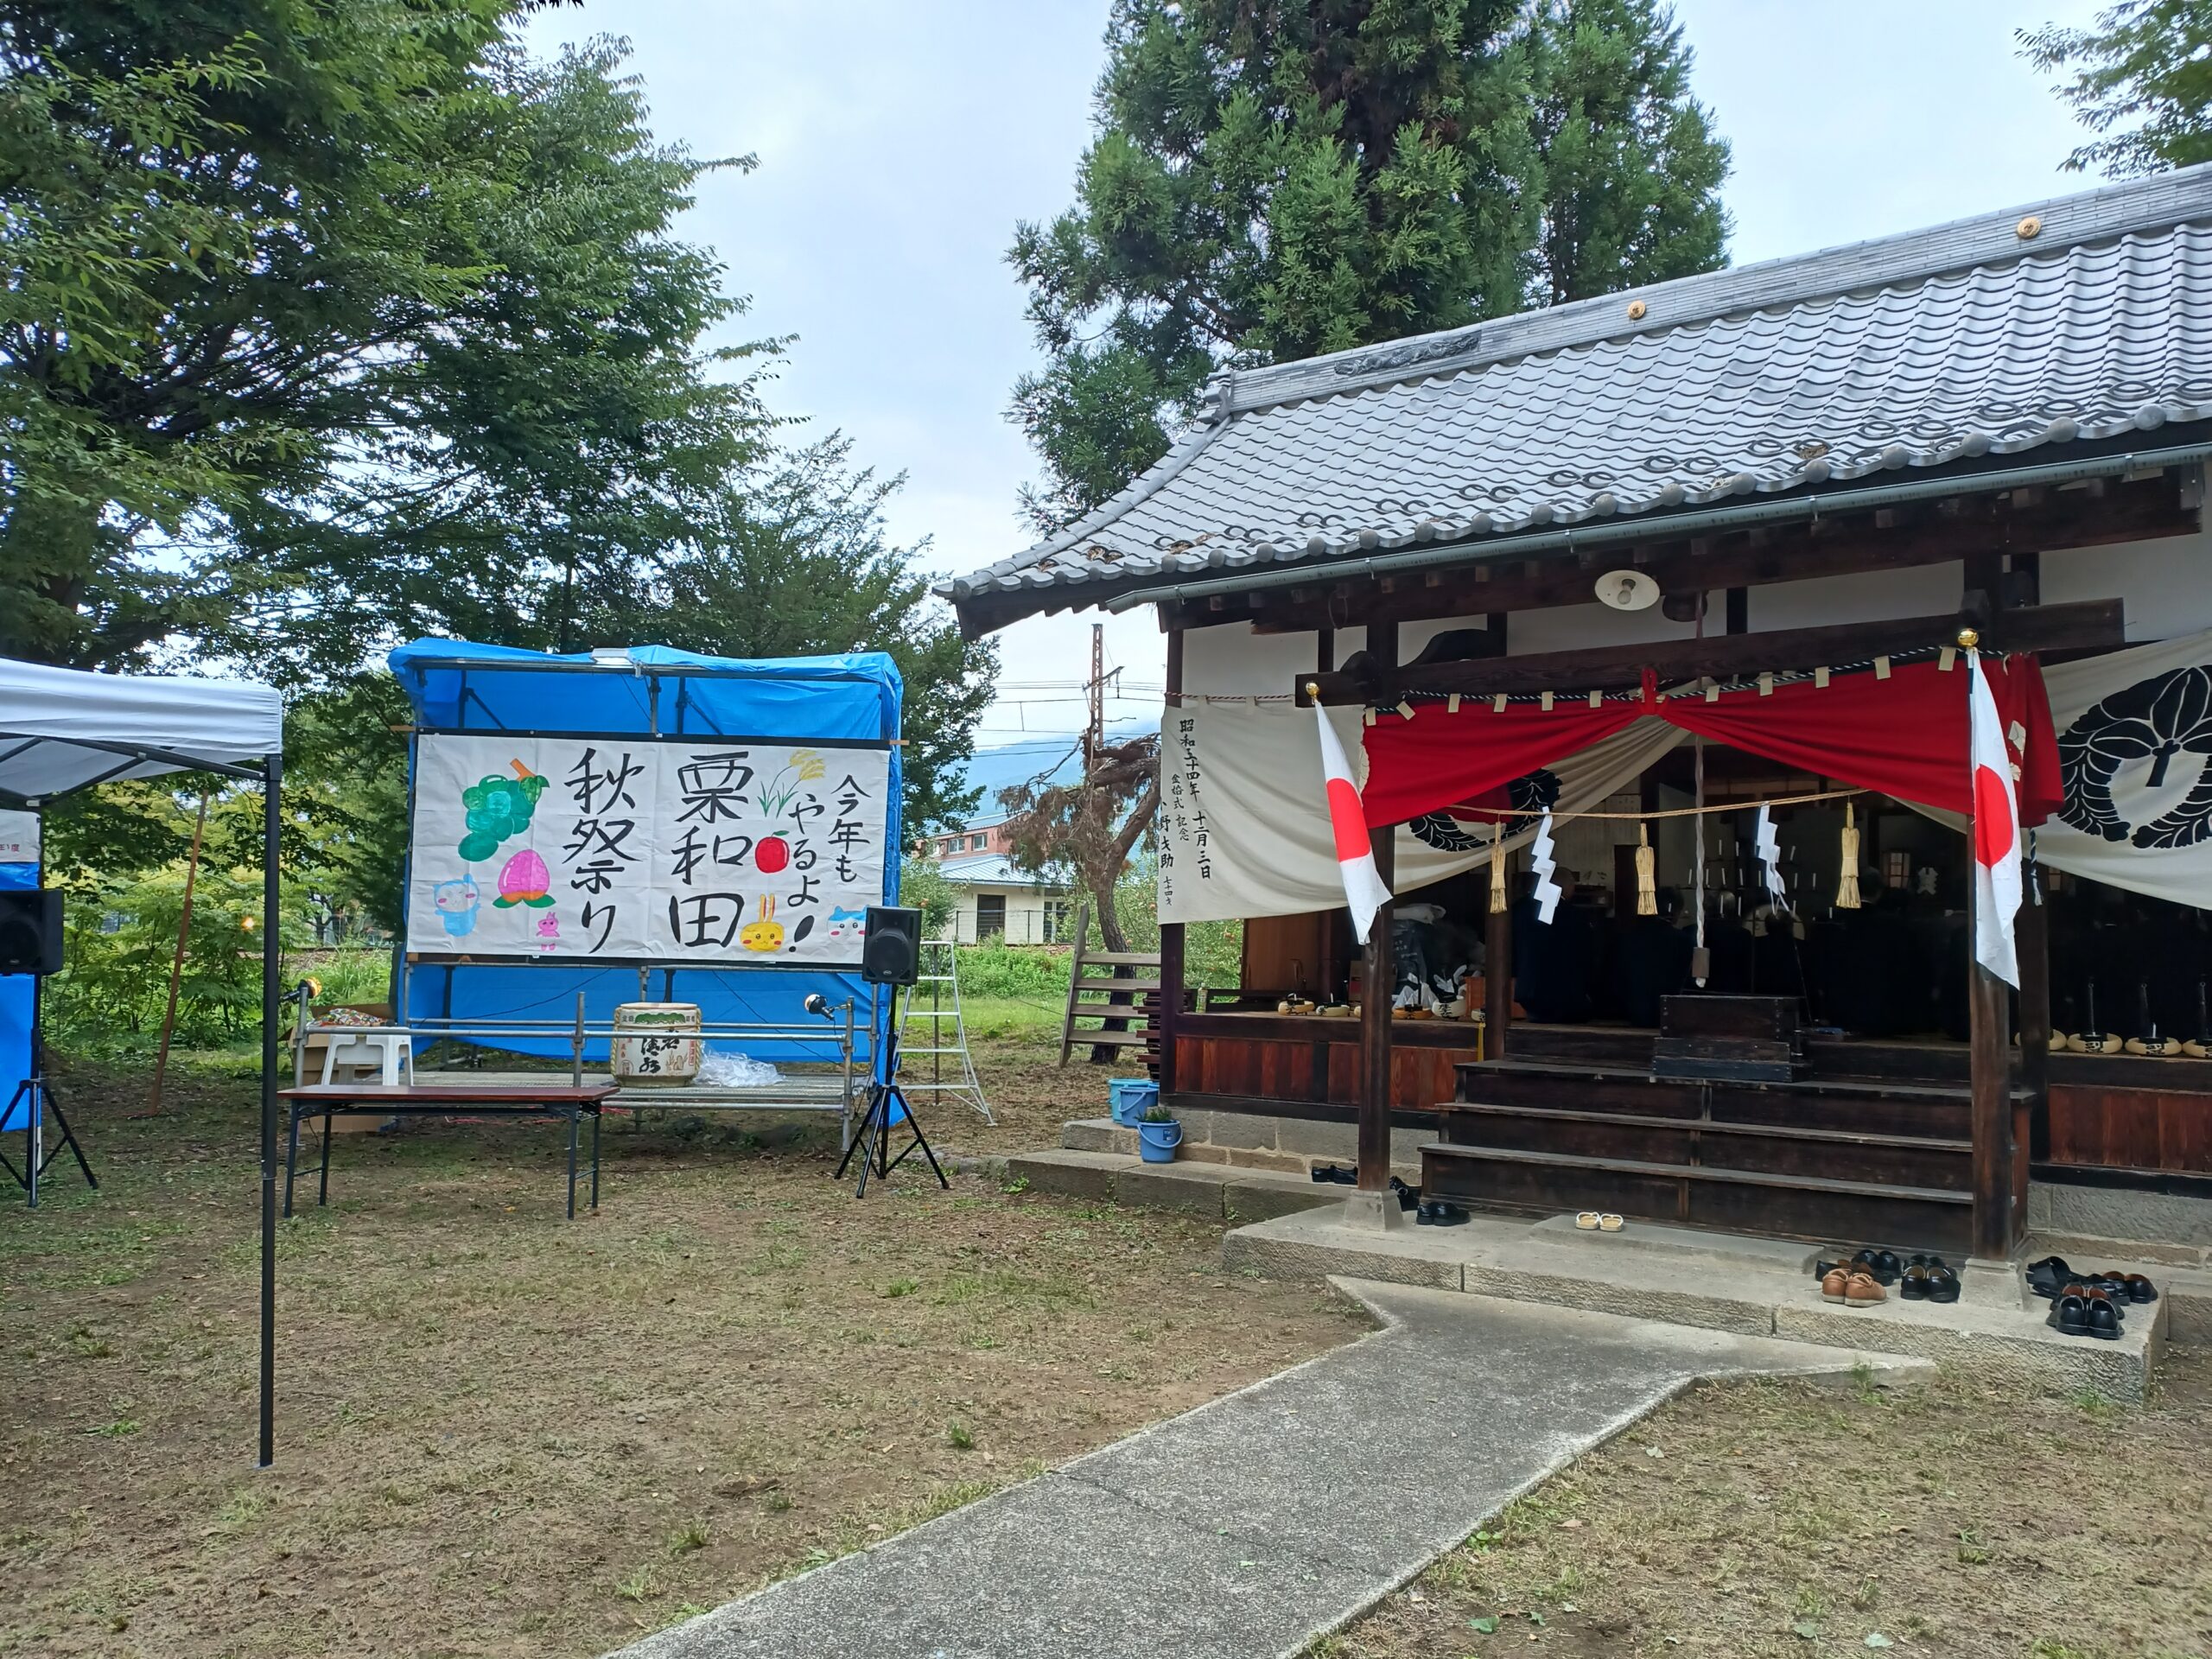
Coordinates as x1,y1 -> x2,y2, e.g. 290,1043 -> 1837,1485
1008,0 -> 1731,532
1524,0 -> 1730,306
2022,0 -> 2212,176
568,438 -> 997,834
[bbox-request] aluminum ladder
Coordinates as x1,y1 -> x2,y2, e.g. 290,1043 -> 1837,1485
894,938 -> 995,1124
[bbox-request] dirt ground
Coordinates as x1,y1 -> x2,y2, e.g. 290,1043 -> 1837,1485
1323,1356 -> 2212,1659
0,1035 -> 1369,1658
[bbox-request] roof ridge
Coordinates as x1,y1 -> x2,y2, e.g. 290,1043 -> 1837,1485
1226,160 -> 2212,416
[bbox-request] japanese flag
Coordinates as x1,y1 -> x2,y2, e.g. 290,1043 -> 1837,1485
1968,650 -> 2022,988
1313,702 -> 1392,943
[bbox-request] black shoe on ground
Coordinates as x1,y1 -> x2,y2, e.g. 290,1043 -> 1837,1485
1415,1198 -> 1468,1227
2087,1298 -> 2123,1341
2046,1293 -> 2090,1338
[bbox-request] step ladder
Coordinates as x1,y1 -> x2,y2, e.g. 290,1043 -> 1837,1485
894,938 -> 994,1124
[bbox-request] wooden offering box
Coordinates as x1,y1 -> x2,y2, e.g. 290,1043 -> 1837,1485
1652,995 -> 1806,1084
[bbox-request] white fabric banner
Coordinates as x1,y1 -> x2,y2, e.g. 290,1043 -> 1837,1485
0,810 -> 36,864
2039,628 -> 2212,907
1157,702 -> 1683,924
404,734 -> 889,963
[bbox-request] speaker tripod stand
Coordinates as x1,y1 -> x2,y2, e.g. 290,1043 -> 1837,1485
3,984 -> 97,1208
835,982 -> 949,1198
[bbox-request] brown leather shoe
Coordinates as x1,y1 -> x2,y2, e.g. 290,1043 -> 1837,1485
1844,1271 -> 1886,1308
1821,1266 -> 1851,1304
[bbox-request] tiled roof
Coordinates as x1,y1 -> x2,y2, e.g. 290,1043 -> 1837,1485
934,853 -> 1065,888
944,163 -> 2212,627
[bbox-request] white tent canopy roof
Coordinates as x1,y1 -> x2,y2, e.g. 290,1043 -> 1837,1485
0,657 -> 283,806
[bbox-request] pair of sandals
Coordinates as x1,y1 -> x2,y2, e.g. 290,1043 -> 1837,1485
1573,1211 -> 1625,1232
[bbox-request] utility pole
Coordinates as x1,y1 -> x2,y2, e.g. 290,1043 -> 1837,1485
1084,621 -> 1104,770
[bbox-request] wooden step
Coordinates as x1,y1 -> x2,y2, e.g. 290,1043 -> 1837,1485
1065,1028 -> 1153,1047
1419,1141 -> 1973,1252
1436,1101 -> 1971,1191
1452,1058 -> 1993,1139
1074,979 -> 1165,995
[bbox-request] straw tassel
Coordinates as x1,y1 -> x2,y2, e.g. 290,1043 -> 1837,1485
1635,822 -> 1657,917
1489,820 -> 1507,914
1837,801 -> 1863,910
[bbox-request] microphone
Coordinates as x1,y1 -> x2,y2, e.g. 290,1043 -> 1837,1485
804,992 -> 832,1020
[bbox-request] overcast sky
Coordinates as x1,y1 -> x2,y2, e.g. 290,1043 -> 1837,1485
525,0 -> 2108,757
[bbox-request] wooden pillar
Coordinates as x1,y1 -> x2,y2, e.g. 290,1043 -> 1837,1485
1967,950 -> 2018,1261
1357,620 -> 1398,1192
1157,629 -> 1185,1096
1485,852 -> 1512,1061
2018,864 -> 2051,1163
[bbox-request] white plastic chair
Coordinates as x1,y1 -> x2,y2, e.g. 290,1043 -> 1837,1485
318,1028 -> 414,1088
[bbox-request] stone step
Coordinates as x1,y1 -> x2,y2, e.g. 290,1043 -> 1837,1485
1221,1203 -> 2173,1401
1007,1147 -> 1365,1224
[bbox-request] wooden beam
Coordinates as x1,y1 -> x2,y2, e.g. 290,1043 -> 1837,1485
1298,599 -> 2124,704
1191,469 -> 2194,637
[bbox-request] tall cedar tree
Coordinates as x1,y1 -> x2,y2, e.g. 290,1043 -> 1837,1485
2022,0 -> 2212,176
1008,0 -> 1732,535
1525,0 -> 1730,306
1003,0 -> 1726,934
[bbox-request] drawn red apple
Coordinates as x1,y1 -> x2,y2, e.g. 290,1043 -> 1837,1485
755,835 -> 791,875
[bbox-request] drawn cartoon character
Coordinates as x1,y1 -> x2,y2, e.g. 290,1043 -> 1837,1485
494,848 -> 556,908
537,911 -> 560,953
823,906 -> 866,943
433,876 -> 481,938
739,894 -> 785,953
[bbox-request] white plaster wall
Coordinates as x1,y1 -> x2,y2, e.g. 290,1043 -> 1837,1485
1747,563 -> 1962,632
2039,475 -> 2212,642
1180,620 -> 1363,696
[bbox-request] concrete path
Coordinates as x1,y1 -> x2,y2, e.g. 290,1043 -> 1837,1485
610,1282 -> 1923,1659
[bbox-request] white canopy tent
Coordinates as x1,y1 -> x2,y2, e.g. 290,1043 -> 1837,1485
0,656 -> 287,1466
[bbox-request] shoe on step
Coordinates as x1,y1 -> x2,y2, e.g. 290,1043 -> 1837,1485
2086,1298 -> 2123,1341
1844,1271 -> 1886,1308
1821,1267 -> 1851,1305
2046,1293 -> 2090,1338
1575,1211 -> 1601,1230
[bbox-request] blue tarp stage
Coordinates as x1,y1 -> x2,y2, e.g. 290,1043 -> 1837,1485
0,850 -> 34,1133
388,640 -> 903,1067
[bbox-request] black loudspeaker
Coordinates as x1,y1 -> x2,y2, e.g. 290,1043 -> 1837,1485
861,906 -> 922,986
0,890 -> 63,976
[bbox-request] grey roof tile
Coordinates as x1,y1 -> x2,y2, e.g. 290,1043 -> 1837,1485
944,163 -> 2212,622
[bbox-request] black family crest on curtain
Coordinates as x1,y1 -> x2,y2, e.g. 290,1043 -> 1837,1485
2058,664 -> 2212,850
1407,768 -> 1562,852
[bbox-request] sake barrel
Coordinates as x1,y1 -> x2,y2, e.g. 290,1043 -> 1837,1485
611,1001 -> 704,1086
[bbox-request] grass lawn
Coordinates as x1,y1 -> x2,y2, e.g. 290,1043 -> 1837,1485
1323,1357 -> 2212,1659
10,1020 -> 2209,1659
0,1031 -> 1367,1657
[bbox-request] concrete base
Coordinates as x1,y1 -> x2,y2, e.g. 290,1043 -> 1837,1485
1338,1190 -> 1408,1231
1225,1204 -> 2171,1401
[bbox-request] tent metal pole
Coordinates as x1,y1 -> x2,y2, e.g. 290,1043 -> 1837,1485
258,750 -> 282,1468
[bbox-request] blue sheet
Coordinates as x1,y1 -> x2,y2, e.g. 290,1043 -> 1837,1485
387,640 -> 902,1068
0,857 -> 35,1130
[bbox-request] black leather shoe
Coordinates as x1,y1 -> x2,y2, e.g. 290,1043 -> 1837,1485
1415,1198 -> 1468,1226
1310,1163 -> 1356,1185
2087,1298 -> 2123,1341
2025,1255 -> 2073,1298
2046,1293 -> 2089,1337
2120,1273 -> 2158,1304
1389,1175 -> 1420,1211
1925,1265 -> 1960,1304
1898,1266 -> 1931,1300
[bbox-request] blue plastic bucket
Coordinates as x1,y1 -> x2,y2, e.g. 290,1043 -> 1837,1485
1108,1077 -> 1159,1127
1137,1117 -> 1182,1163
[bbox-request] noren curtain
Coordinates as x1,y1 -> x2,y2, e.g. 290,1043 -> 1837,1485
1358,656 -> 2060,830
